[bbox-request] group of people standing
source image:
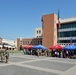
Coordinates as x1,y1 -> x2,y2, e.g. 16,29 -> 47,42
22,48 -> 76,59
23,49 -> 48,56
51,50 -> 76,58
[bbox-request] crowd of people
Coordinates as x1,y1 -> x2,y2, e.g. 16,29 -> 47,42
22,48 -> 76,59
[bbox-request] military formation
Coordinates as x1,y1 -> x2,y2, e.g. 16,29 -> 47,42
0,49 -> 9,63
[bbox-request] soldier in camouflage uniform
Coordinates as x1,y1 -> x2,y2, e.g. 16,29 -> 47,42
0,50 -> 5,63
5,50 -> 9,63
44,50 -> 47,56
48,50 -> 51,57
37,49 -> 40,56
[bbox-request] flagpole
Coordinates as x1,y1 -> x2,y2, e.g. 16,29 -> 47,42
58,9 -> 60,44
58,23 -> 60,44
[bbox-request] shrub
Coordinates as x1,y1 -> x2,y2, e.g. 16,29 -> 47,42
19,45 -> 23,51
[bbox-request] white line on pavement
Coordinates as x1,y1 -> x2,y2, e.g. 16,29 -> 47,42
13,63 -> 62,74
45,59 -> 76,65
60,65 -> 76,75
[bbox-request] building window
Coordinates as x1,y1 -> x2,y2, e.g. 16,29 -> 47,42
31,41 -> 33,45
23,41 -> 25,45
33,41 -> 35,44
38,41 -> 39,44
60,22 -> 76,29
28,41 -> 29,44
39,36 -> 41,38
39,30 -> 41,33
37,36 -> 38,38
26,41 -> 27,44
37,31 -> 38,34
59,31 -> 76,37
20,42 -> 22,45
59,40 -> 76,43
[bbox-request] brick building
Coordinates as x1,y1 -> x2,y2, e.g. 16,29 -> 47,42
42,13 -> 76,48
42,13 -> 58,48
17,13 -> 76,49
17,38 -> 42,49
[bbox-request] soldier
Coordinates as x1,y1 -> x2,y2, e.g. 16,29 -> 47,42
0,50 -> 5,63
5,50 -> 9,63
45,50 -> 47,56
37,49 -> 40,56
48,50 -> 51,57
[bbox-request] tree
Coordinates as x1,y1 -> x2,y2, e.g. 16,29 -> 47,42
19,45 -> 23,50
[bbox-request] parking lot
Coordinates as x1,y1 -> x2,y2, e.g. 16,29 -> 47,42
0,54 -> 76,75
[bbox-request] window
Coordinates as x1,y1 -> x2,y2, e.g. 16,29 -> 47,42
26,41 -> 27,44
60,40 -> 76,43
59,31 -> 76,37
38,41 -> 39,44
37,36 -> 38,38
33,41 -> 35,44
39,36 -> 41,38
60,22 -> 76,29
28,41 -> 29,44
20,41 -> 22,45
23,41 -> 25,45
39,30 -> 41,33
37,31 -> 38,34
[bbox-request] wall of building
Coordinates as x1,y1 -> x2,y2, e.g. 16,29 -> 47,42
2,39 -> 17,48
17,38 -> 42,49
42,13 -> 58,48
35,27 -> 42,38
17,38 -> 21,49
0,38 -> 17,49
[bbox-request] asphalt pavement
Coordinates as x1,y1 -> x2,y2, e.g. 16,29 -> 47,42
0,53 -> 76,75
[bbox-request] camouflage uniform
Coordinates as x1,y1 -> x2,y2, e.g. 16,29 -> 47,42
0,50 -> 5,63
5,50 -> 9,63
37,49 -> 40,56
44,51 -> 47,56
48,50 -> 51,57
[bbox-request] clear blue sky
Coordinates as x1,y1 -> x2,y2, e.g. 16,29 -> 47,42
0,0 -> 76,40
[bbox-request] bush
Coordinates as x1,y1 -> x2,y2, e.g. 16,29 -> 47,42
19,45 -> 23,51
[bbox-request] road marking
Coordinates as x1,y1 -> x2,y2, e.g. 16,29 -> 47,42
13,63 -> 62,74
0,54 -> 76,75
45,59 -> 76,65
60,65 -> 76,75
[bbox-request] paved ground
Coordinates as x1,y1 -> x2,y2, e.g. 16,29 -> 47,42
0,53 -> 76,75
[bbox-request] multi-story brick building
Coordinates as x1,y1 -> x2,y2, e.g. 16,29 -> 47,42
17,13 -> 76,49
17,38 -> 42,49
42,13 -> 76,48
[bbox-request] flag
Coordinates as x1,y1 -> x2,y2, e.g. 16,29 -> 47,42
58,9 -> 61,28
